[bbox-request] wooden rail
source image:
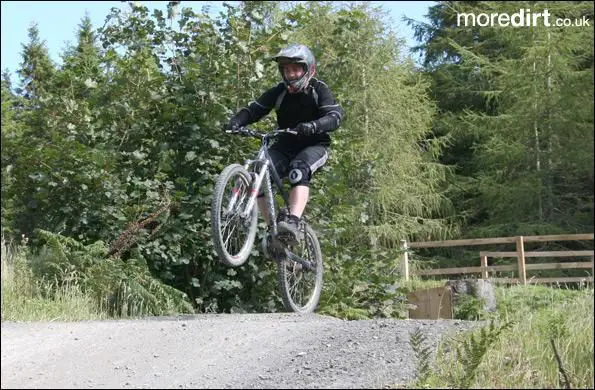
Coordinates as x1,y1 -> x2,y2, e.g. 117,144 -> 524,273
401,233 -> 594,285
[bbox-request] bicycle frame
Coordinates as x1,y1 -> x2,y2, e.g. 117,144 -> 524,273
241,137 -> 289,236
224,128 -> 293,237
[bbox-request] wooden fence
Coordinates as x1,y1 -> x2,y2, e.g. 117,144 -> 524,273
400,233 -> 594,285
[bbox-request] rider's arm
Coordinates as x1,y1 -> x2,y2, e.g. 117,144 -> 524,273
230,83 -> 286,126
312,80 -> 345,133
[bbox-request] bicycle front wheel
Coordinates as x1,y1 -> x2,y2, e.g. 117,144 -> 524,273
277,222 -> 324,313
211,164 -> 258,267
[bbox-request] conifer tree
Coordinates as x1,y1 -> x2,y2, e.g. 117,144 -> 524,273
16,23 -> 56,101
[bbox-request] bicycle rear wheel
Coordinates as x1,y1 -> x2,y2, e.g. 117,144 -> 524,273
211,164 -> 258,267
277,222 -> 323,313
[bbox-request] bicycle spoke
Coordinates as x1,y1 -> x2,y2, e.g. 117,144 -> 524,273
288,272 -> 302,300
221,216 -> 237,242
223,222 -> 237,248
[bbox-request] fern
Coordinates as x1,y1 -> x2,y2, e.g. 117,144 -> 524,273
27,229 -> 193,317
410,327 -> 434,384
84,256 -> 194,317
454,319 -> 515,388
29,229 -> 106,290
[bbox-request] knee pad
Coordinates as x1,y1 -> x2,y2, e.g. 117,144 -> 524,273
288,160 -> 311,187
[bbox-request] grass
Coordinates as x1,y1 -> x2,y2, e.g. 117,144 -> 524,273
407,283 -> 594,389
476,285 -> 594,388
1,236 -> 108,322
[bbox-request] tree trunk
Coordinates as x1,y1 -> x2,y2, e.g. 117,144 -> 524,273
533,59 -> 543,222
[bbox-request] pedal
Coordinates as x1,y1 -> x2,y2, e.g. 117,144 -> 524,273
277,232 -> 298,247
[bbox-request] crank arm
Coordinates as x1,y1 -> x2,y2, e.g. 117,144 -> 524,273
283,248 -> 314,271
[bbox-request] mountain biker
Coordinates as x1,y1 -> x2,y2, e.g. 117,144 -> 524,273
223,43 -> 345,251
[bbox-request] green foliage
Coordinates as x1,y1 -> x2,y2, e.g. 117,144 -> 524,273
285,2 -> 457,319
2,235 -> 108,321
1,1 -> 592,318
408,1 -> 594,239
16,23 -> 56,100
408,319 -> 515,389
318,251 -> 408,319
1,73 -> 23,235
304,3 -> 456,247
27,229 -> 193,317
29,229 -> 107,285
407,285 -> 594,389
410,327 -> 433,383
409,319 -> 515,389
454,319 -> 516,388
453,294 -> 487,321
84,255 -> 194,317
495,284 -> 581,319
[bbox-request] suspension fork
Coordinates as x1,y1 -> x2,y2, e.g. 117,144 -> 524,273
224,158 -> 263,215
225,183 -> 240,215
253,151 -> 280,235
240,157 -> 270,220
225,175 -> 247,215
263,169 -> 278,235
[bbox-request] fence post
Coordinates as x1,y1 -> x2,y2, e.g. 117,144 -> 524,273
516,235 -> 526,285
401,239 -> 409,281
480,254 -> 488,279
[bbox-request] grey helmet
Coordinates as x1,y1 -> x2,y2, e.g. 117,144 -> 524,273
272,43 -> 316,93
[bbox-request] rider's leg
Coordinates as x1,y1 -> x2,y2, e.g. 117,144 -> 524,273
278,145 -> 329,244
257,197 -> 271,225
288,185 -> 309,218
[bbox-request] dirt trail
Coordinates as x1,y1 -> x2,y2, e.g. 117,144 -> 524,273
1,313 -> 478,389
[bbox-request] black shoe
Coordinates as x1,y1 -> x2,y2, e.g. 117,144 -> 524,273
277,214 -> 303,246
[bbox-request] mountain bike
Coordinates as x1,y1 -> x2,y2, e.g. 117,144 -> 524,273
210,126 -> 324,313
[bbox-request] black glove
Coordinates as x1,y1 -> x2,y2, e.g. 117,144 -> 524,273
223,118 -> 241,132
296,121 -> 317,137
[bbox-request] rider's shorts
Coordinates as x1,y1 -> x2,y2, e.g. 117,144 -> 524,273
257,142 -> 329,196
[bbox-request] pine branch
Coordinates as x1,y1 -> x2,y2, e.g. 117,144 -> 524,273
108,190 -> 172,259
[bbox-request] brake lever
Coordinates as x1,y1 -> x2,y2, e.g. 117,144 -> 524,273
225,128 -> 243,135
273,129 -> 298,136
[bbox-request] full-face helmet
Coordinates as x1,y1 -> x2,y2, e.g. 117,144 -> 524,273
272,43 -> 316,93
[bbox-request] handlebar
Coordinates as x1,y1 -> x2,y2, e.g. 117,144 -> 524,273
225,126 -> 298,139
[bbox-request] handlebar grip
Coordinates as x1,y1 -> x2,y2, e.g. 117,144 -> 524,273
225,127 -> 297,137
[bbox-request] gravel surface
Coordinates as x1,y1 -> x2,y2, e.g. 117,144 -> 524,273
1,313 -> 481,389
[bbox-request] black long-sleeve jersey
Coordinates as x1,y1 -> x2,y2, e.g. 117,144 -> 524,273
234,78 -> 345,147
